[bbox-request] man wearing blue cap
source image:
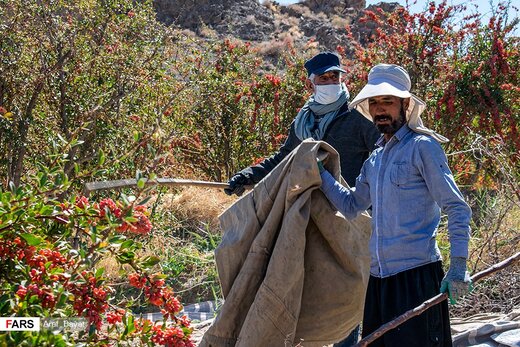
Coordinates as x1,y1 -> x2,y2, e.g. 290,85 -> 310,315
225,52 -> 380,196
319,64 -> 472,346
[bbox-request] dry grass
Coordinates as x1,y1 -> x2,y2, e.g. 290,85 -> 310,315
467,190 -> 519,271
261,0 -> 278,13
274,12 -> 300,29
158,186 -> 236,232
257,38 -> 295,58
96,232 -> 177,282
285,4 -> 313,17
420,187 -> 519,319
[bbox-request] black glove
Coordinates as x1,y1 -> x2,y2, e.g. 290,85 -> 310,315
224,172 -> 253,196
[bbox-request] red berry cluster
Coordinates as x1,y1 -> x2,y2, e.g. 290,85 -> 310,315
150,323 -> 195,347
106,308 -> 125,325
75,196 -> 89,209
133,319 -> 194,347
8,238 -> 75,310
74,196 -> 153,235
66,271 -> 110,330
128,272 -> 147,289
144,278 -> 182,319
26,248 -> 72,272
117,205 -> 152,235
17,283 -> 57,309
0,237 -> 35,262
98,198 -> 122,219
129,273 -> 184,321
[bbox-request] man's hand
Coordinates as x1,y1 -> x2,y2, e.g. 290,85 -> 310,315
224,172 -> 253,196
440,257 -> 472,304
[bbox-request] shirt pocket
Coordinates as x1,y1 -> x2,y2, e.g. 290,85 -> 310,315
389,161 -> 412,186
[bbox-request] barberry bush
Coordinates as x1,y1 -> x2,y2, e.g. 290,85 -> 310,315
0,0 -> 310,187
167,38 -> 308,181
0,156 -> 194,346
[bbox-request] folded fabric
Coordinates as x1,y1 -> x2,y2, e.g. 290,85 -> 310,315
200,140 -> 372,347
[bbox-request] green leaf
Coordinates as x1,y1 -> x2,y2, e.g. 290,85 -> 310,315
140,256 -> 161,268
0,294 -> 15,314
109,234 -> 127,246
151,273 -> 167,280
120,239 -> 135,251
123,314 -> 135,337
39,205 -> 54,216
57,133 -> 67,144
39,173 -> 48,187
124,216 -> 138,223
98,149 -> 106,166
137,177 -> 146,189
8,181 -> 16,193
138,196 -> 152,206
71,139 -> 85,148
116,251 -> 135,264
20,233 -> 44,246
121,194 -> 130,205
13,209 -> 26,218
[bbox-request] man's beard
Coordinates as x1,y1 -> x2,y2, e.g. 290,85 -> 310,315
374,107 -> 406,135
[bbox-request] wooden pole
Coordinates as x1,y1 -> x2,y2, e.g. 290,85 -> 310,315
83,178 -> 231,196
354,251 -> 520,347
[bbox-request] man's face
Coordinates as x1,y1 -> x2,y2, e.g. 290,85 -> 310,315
313,71 -> 341,85
368,95 -> 409,135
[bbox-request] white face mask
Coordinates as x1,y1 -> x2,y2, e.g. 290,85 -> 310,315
313,83 -> 343,105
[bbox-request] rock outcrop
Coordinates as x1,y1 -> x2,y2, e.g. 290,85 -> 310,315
154,0 -> 401,54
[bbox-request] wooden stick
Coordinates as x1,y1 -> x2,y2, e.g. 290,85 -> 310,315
354,251 -> 520,347
83,178 -> 230,196
470,252 -> 520,282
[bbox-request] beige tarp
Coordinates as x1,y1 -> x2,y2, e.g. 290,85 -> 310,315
200,140 -> 372,347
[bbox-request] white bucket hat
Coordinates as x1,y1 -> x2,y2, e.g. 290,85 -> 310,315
349,64 -> 448,143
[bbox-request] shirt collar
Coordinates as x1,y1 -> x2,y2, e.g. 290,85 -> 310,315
376,124 -> 412,147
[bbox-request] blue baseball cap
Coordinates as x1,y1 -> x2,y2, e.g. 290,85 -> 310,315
304,52 -> 346,77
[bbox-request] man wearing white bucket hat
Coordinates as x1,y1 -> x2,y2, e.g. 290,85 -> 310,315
319,64 -> 472,345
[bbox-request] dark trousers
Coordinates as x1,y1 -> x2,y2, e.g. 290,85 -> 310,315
362,261 -> 452,347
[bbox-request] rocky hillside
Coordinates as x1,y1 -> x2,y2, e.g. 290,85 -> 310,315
154,0 -> 401,55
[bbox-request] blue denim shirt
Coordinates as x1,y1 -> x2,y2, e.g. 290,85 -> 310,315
321,125 -> 471,278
